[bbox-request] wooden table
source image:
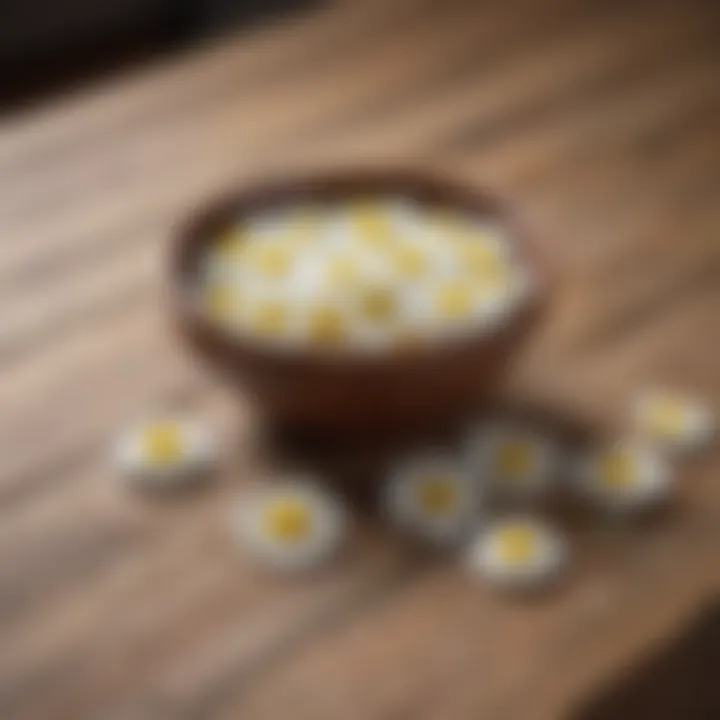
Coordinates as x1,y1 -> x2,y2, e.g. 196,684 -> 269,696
1,0 -> 718,717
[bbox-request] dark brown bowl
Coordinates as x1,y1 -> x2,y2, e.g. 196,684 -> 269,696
171,168 -> 550,437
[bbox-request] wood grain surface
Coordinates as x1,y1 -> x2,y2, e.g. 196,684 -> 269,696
1,0 -> 719,718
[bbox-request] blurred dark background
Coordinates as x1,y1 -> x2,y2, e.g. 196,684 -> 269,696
0,0 -> 316,108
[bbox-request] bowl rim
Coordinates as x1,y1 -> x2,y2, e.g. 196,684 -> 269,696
170,165 -> 549,370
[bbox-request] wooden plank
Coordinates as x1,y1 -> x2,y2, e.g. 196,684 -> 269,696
287,1 -> 714,172
516,195 -> 720,377
0,0 -> 458,224
0,0 -> 420,170
448,48 -> 720,198
3,531 -> 421,719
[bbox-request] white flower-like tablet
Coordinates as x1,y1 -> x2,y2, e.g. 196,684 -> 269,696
467,425 -> 557,501
238,237 -> 299,284
341,198 -> 405,249
382,242 -> 430,281
633,390 -> 714,453
577,440 -> 672,512
384,454 -> 481,545
299,298 -> 351,349
401,280 -> 489,338
467,517 -> 566,590
235,292 -> 293,342
115,419 -> 215,487
237,479 -> 347,571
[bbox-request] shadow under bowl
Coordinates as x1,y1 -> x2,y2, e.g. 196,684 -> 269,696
171,167 -> 551,438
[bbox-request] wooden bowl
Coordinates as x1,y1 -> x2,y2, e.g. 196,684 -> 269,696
171,168 -> 550,437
